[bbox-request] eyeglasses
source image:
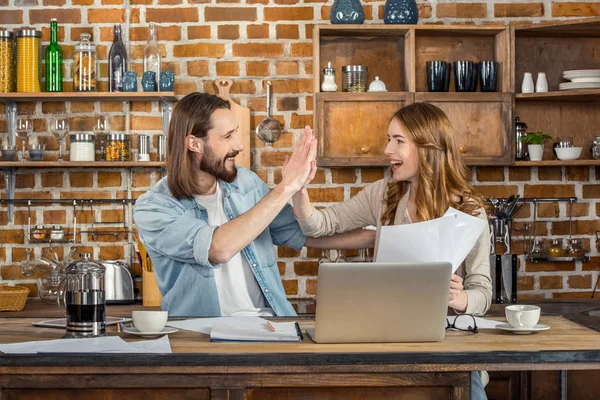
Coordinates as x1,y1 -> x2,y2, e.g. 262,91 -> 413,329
446,314 -> 478,333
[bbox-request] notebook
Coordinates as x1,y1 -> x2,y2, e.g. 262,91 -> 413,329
210,317 -> 303,342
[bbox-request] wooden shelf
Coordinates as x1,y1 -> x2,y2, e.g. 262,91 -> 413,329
513,160 -> 600,167
0,92 -> 177,102
0,161 -> 166,168
516,89 -> 600,102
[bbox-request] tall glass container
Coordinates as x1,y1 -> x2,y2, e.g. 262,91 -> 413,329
143,23 -> 160,85
45,18 -> 63,92
0,31 -> 15,92
16,29 -> 42,93
108,24 -> 127,92
74,33 -> 97,92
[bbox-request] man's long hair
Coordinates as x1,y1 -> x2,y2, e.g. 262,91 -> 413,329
166,92 -> 230,199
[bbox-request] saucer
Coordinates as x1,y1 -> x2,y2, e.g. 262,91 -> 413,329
122,326 -> 178,337
496,323 -> 550,335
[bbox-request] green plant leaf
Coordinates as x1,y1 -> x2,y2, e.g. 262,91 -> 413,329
519,131 -> 554,145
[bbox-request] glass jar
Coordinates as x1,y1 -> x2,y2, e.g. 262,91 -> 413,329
590,136 -> 600,160
74,33 -> 97,92
529,239 -> 548,259
69,133 -> 95,162
321,62 -> 337,92
106,133 -> 131,161
553,136 -> 573,157
548,239 -> 565,258
567,239 -> 586,258
50,225 -> 64,241
0,30 -> 15,92
31,225 -> 46,240
38,272 -> 65,301
342,65 -> 367,92
16,29 -> 42,93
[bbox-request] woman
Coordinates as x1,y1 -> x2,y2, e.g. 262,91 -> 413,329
290,103 -> 492,397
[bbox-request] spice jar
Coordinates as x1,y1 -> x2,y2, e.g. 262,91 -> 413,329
74,33 -> 97,92
567,239 -> 585,258
321,62 -> 337,92
548,239 -> 565,258
589,136 -> 600,160
528,239 -> 548,259
31,225 -> 46,240
16,29 -> 42,93
0,30 -> 15,92
69,133 -> 95,162
106,133 -> 131,161
50,225 -> 64,241
342,65 -> 367,93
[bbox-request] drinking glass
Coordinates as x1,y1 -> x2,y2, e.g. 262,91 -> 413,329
335,250 -> 347,263
318,249 -> 331,265
94,115 -> 108,161
16,116 -> 33,162
50,115 -> 69,162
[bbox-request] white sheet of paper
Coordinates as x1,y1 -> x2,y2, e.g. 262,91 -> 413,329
166,316 -> 266,334
446,315 -> 502,330
126,335 -> 172,353
376,207 -> 487,272
0,336 -> 136,354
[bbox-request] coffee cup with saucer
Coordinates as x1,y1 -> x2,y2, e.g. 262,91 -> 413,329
496,305 -> 549,334
122,311 -> 178,337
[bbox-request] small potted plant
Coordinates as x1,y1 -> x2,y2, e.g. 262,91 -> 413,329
519,131 -> 553,161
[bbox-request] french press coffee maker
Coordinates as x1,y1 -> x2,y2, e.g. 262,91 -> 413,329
58,253 -> 107,338
515,117 -> 529,160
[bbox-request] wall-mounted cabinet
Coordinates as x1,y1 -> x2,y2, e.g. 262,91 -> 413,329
313,25 -> 512,167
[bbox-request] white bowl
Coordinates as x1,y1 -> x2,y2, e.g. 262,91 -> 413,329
131,310 -> 168,332
555,147 -> 582,161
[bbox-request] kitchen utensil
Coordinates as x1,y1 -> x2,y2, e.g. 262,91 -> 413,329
216,78 -> 251,168
256,81 -> 282,146
100,260 -> 135,304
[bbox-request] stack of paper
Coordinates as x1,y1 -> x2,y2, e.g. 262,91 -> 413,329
376,207 -> 488,272
0,335 -> 172,354
210,317 -> 302,342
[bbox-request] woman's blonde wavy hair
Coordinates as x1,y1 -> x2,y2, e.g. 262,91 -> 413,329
380,102 -> 488,225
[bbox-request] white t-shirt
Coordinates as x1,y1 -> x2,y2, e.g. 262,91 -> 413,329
194,184 -> 273,317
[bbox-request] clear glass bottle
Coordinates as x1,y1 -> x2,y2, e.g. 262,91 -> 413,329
143,23 -> 160,82
321,62 -> 337,92
108,24 -> 127,92
74,33 -> 97,92
45,18 -> 63,92
589,135 -> 600,160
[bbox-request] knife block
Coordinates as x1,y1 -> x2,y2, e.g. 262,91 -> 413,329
142,268 -> 162,307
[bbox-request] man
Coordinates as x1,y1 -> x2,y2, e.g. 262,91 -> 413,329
134,92 -> 373,317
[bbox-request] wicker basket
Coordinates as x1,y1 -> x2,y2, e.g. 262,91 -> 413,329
0,285 -> 30,311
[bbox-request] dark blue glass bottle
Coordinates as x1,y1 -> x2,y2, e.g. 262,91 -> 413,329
330,0 -> 365,24
383,0 -> 419,24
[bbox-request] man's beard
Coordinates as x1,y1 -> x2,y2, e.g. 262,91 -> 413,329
199,145 -> 238,183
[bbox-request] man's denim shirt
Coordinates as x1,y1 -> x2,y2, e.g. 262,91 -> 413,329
133,167 -> 305,317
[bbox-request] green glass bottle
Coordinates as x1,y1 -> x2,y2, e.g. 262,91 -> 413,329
45,18 -> 63,92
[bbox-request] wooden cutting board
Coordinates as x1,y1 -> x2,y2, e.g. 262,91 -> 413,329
216,79 -> 251,169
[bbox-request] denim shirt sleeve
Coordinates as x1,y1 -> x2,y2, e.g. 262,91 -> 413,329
134,192 -> 220,269
256,177 -> 307,251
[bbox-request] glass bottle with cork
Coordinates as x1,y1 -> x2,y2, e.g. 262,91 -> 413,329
108,24 -> 127,92
45,18 -> 62,92
143,23 -> 160,84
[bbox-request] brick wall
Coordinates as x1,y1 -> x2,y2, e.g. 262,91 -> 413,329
1,1 -> 600,310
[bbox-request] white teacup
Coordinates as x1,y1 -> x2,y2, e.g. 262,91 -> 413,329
505,305 -> 540,329
131,311 -> 168,332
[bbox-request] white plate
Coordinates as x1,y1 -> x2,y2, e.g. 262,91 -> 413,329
563,69 -> 600,77
496,323 -> 550,335
122,326 -> 178,337
568,77 -> 600,83
559,82 -> 600,90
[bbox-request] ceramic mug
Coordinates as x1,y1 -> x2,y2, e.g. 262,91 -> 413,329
142,71 -> 157,92
505,305 -> 540,329
131,310 -> 168,332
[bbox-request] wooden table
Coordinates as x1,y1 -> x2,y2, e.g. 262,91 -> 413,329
1,314 -> 600,400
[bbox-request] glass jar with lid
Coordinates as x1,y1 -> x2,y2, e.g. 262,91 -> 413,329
38,272 -> 65,301
590,136 -> 600,160
529,239 -> 548,259
567,239 -> 586,258
16,29 -> 42,93
106,133 -> 131,161
548,238 -> 565,258
0,30 -> 15,92
50,225 -> 64,241
74,33 -> 97,92
342,65 -> 368,93
31,225 -> 46,241
69,133 -> 95,162
321,62 -> 337,92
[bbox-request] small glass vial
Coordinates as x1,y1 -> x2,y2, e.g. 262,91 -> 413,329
567,239 -> 585,258
70,133 -> 96,161
342,65 -> 367,93
589,136 -> 600,160
31,225 -> 46,240
529,239 -> 548,259
548,239 -> 565,258
50,225 -> 64,241
321,62 -> 337,92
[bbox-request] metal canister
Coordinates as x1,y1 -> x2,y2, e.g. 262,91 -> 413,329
515,117 -> 528,160
342,65 -> 367,93
157,134 -> 166,161
0,30 -> 15,92
138,134 -> 150,161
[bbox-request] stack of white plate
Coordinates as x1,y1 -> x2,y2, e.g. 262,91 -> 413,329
560,69 -> 600,90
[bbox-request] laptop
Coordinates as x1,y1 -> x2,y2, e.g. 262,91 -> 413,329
306,262 -> 452,343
